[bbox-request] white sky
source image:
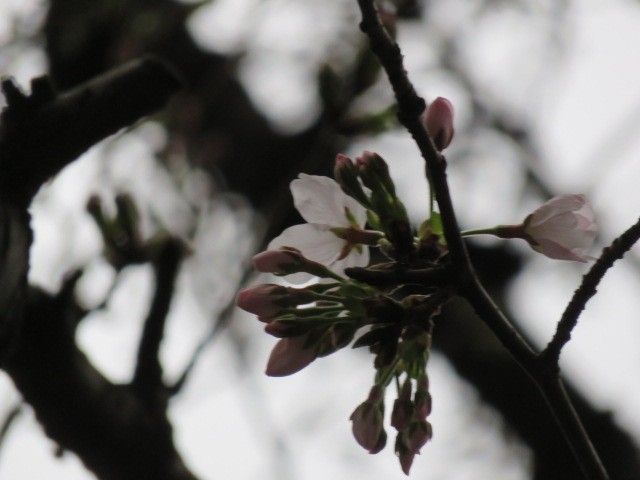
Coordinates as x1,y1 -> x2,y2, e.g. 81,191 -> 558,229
1,0 -> 640,479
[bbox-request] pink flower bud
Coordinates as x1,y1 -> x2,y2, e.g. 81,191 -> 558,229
421,97 -> 454,151
236,284 -> 289,317
333,154 -> 370,206
394,433 -> 416,475
399,450 -> 415,476
252,248 -> 303,274
405,420 -> 432,453
355,150 -> 376,167
350,386 -> 386,453
263,320 -> 309,338
414,391 -> 432,421
335,153 -> 351,169
265,335 -> 317,377
391,380 -> 414,431
523,194 -> 597,262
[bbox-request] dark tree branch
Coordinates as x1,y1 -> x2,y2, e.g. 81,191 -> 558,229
0,60 -> 197,480
356,2 -> 609,479
4,287 -> 197,480
133,239 -> 185,408
0,56 -> 182,208
543,217 -> 640,365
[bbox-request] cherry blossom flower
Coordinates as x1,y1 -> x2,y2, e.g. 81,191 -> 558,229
463,194 -> 597,262
266,173 -> 370,283
522,194 -> 597,262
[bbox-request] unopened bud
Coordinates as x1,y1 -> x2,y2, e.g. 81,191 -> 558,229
236,284 -> 316,319
391,380 -> 414,431
405,420 -> 432,453
265,335 -> 317,377
395,433 -> 416,475
350,386 -> 386,453
252,248 -> 305,274
236,284 -> 289,317
357,151 -> 396,196
421,97 -> 454,151
334,154 -> 370,206
414,391 -> 432,420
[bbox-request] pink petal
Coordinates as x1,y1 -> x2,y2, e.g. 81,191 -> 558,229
532,238 -> 588,262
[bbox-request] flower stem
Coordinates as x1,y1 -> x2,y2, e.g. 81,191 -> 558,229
376,355 -> 401,387
460,227 -> 500,237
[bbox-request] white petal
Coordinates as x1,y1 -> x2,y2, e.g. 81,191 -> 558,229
528,194 -> 586,227
291,174 -> 367,228
269,223 -> 344,264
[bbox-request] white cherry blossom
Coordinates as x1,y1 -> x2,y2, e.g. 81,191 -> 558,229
523,194 -> 597,262
267,174 -> 369,283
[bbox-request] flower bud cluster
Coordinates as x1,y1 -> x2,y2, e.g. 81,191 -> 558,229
392,375 -> 433,474
237,279 -> 372,376
234,89 -> 602,475
236,141 -> 455,474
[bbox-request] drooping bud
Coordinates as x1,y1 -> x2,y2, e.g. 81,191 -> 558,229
421,97 -> 454,151
405,420 -> 433,453
391,379 -> 414,431
263,320 -> 311,338
350,385 -> 387,453
414,373 -> 432,420
395,432 -> 416,475
334,154 -> 370,207
265,335 -> 317,377
252,248 -> 305,274
236,284 -> 290,317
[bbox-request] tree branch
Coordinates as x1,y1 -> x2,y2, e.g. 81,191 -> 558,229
0,59 -> 197,480
0,56 -> 182,208
543,216 -> 640,364
132,239 -> 184,408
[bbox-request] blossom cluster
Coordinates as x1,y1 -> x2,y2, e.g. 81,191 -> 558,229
236,98 -> 597,475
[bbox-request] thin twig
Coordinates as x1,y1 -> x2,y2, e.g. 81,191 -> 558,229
132,239 -> 184,407
543,217 -> 640,365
